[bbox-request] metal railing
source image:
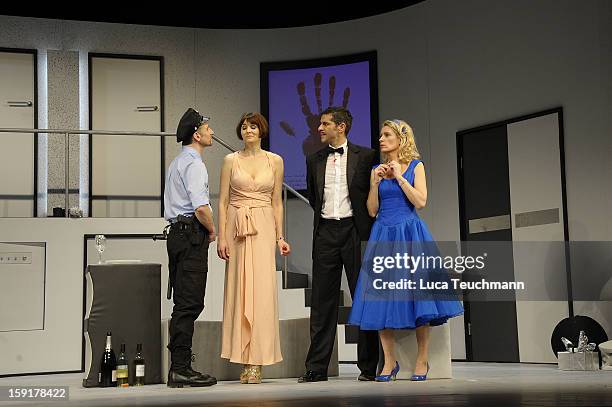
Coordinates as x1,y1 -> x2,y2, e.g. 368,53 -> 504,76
0,127 -> 312,286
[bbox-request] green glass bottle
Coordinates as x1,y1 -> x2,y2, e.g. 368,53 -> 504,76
116,343 -> 129,387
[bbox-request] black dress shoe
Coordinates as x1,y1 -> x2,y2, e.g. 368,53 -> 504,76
297,370 -> 328,383
358,373 -> 376,381
167,368 -> 217,388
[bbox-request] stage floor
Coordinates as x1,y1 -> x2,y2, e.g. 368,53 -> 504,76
1,362 -> 611,407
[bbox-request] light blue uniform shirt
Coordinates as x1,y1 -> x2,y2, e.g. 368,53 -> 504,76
164,146 -> 210,221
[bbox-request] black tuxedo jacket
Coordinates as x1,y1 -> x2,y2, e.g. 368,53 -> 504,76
306,142 -> 378,246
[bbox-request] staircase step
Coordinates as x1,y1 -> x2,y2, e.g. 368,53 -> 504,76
304,289 -> 345,307
283,271 -> 309,289
337,306 -> 352,324
344,325 -> 360,344
276,271 -> 310,320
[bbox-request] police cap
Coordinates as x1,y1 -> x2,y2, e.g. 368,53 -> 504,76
176,108 -> 210,143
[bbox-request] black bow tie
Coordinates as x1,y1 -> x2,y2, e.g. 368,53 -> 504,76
326,146 -> 344,156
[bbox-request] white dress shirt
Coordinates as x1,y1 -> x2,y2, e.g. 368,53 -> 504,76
321,141 -> 353,219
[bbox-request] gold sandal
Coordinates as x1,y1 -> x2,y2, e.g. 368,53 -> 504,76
247,365 -> 261,384
240,365 -> 250,384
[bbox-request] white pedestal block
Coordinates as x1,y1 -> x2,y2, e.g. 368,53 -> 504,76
392,324 -> 452,379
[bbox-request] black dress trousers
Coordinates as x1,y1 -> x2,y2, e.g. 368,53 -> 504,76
306,217 -> 379,376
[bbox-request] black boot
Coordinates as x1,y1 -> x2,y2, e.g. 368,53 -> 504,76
185,353 -> 216,382
185,366 -> 216,383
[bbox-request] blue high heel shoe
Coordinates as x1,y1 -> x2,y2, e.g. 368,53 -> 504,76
410,362 -> 429,381
375,361 -> 400,382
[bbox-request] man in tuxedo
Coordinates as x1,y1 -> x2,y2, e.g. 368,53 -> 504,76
298,106 -> 380,382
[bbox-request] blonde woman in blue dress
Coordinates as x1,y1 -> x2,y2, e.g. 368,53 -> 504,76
348,119 -> 463,382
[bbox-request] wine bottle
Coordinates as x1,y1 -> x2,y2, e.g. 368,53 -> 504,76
134,343 -> 145,386
99,332 -> 117,387
116,343 -> 129,387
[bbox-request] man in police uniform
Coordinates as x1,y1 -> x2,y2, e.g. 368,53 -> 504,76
164,108 -> 217,388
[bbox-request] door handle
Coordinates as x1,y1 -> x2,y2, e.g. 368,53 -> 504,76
7,101 -> 33,107
136,106 -> 159,112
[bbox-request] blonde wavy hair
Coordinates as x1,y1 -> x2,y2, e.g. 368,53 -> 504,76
382,119 -> 421,164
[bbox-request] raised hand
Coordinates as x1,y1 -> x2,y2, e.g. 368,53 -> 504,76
278,73 -> 351,156
372,164 -> 388,185
387,160 -> 403,180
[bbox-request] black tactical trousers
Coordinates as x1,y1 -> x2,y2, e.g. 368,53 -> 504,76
166,219 -> 209,370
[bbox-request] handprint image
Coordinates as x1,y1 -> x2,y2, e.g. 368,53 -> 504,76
279,73 -> 351,157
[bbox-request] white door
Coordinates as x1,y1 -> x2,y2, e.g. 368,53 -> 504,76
0,50 -> 36,217
90,56 -> 162,217
507,112 -> 568,363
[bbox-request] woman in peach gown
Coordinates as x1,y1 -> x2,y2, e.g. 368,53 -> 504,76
217,112 -> 291,384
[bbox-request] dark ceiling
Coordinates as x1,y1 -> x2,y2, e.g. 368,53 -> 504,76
1,2 -> 425,29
